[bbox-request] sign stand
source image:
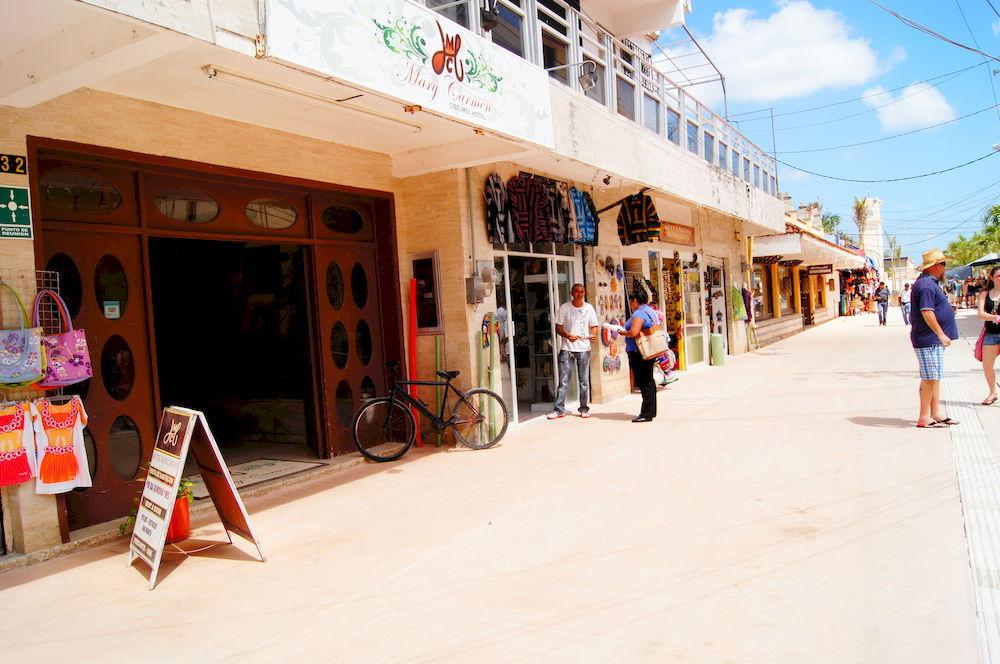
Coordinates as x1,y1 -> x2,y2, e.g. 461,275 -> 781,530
128,407 -> 265,590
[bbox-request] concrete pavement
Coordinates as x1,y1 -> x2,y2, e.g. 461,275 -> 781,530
0,309 -> 987,663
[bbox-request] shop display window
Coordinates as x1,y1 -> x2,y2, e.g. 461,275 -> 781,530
751,266 -> 773,320
778,266 -> 795,315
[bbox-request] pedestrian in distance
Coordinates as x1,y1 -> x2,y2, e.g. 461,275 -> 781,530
910,249 -> 959,428
548,283 -> 599,420
619,289 -> 660,423
976,266 -> 1000,406
900,282 -> 911,325
875,281 -> 890,326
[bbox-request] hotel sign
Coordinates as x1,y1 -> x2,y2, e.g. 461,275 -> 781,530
808,264 -> 833,275
661,221 -> 695,246
268,0 -> 555,148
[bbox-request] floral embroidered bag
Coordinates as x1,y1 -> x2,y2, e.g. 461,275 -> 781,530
33,289 -> 91,388
0,282 -> 46,387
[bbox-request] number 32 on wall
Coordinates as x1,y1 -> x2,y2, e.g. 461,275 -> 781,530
0,154 -> 27,175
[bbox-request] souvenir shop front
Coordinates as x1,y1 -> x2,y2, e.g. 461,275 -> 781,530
3,139 -> 403,539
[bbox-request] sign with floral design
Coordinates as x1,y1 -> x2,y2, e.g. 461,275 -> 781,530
268,0 -> 555,148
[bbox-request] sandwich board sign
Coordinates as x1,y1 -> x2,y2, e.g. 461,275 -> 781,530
128,406 -> 265,589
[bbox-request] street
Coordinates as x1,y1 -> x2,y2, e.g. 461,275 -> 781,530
0,309 -> 992,663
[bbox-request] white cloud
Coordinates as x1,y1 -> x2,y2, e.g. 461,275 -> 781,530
657,1 -> 898,106
860,83 -> 957,131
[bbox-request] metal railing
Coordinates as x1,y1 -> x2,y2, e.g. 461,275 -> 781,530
418,0 -> 780,197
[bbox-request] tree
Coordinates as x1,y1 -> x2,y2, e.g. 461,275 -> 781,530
885,233 -> 900,287
852,197 -> 869,246
821,212 -> 841,235
945,205 -> 1000,267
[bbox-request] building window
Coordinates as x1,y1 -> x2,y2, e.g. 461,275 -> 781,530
778,266 -> 795,315
616,77 -> 636,120
643,95 -> 661,134
667,109 -> 680,144
425,0 -> 470,27
762,172 -> 769,194
718,143 -> 728,169
732,150 -> 740,176
492,1 -> 525,57
687,121 -> 699,155
743,158 -> 751,181
704,133 -> 715,164
751,266 -> 772,320
584,62 -> 606,104
754,164 -> 761,189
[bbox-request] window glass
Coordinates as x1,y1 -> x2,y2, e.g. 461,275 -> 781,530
778,266 -> 794,315
667,109 -> 680,144
704,133 -> 715,164
616,77 -> 635,120
754,164 -> 761,189
687,122 -> 699,155
492,2 -> 523,57
426,0 -> 469,27
732,150 -> 740,176
94,254 -> 128,320
100,335 -> 135,401
155,189 -> 219,224
109,416 -> 142,480
40,172 -> 122,215
542,31 -> 569,83
643,95 -> 660,133
246,199 -> 297,229
326,262 -> 344,310
321,205 -> 363,234
583,62 -> 606,105
743,158 -> 751,181
46,253 -> 83,318
351,263 -> 369,309
718,143 -> 728,169
751,267 -> 772,320
413,256 -> 441,330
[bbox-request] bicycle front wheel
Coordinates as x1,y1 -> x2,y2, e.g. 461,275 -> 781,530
451,388 -> 509,450
352,398 -> 416,462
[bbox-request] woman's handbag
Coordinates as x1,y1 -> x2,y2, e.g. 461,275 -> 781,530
975,326 -> 986,362
0,283 -> 46,387
637,324 -> 669,360
33,289 -> 91,387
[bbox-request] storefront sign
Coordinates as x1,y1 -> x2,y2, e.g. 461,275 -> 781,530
0,153 -> 27,175
102,301 -> 121,320
661,222 -> 695,246
0,185 -> 31,239
808,264 -> 833,275
267,0 -> 555,148
128,407 -> 265,590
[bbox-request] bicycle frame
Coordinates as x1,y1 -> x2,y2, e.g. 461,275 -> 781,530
389,378 -> 468,429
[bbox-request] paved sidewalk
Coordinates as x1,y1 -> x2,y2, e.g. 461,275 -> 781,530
0,311 -> 983,663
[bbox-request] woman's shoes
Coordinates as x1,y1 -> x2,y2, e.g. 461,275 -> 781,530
983,395 -> 997,406
631,416 -> 653,423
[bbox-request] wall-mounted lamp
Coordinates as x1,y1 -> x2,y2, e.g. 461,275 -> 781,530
545,60 -> 599,92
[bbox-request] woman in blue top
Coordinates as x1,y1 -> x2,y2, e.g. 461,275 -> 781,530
621,289 -> 659,422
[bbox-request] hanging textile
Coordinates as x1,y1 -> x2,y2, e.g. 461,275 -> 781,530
33,396 -> 91,495
0,402 -> 37,488
731,285 -> 747,321
559,182 -> 580,243
616,193 -> 661,246
507,174 -> 553,242
569,188 -> 600,245
741,286 -> 753,323
484,172 -> 513,244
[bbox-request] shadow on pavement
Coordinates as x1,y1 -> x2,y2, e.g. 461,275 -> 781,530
848,416 -> 914,429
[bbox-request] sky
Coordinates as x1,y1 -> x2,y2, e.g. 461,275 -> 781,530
659,0 -> 1000,260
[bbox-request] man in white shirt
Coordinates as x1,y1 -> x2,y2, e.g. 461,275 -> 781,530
900,282 -> 911,325
548,283 -> 599,419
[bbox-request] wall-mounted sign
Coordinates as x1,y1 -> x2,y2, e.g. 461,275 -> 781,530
0,153 -> 27,175
128,407 -> 265,590
808,264 -> 833,275
0,186 -> 31,239
268,0 -> 555,148
661,222 -> 695,246
102,301 -> 122,320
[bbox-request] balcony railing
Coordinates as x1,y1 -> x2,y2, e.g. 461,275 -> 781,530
419,0 -> 780,198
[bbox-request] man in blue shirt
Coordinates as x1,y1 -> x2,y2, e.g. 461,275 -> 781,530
910,249 -> 959,428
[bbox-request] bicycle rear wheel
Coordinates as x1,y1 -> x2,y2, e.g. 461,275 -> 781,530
451,388 -> 508,450
352,397 -> 416,462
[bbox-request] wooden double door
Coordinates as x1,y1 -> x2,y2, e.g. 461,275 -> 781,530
34,144 -> 402,533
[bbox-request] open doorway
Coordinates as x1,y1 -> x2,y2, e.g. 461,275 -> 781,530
149,238 -> 318,465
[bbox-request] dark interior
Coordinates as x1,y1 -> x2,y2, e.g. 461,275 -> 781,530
149,238 -> 316,458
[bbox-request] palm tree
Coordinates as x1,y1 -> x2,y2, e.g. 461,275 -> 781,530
885,233 -> 900,289
853,197 -> 869,246
821,212 -> 841,235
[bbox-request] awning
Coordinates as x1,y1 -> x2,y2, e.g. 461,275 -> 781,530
753,232 -> 866,269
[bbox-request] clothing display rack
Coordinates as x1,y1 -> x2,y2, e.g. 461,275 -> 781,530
594,187 -> 651,215
0,269 -> 62,557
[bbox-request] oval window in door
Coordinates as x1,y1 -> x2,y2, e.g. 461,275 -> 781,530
155,189 -> 219,223
100,335 -> 135,401
326,262 -> 344,310
45,252 -> 83,318
330,322 -> 349,369
246,198 -> 297,229
322,205 -> 364,234
109,416 -> 142,481
39,172 -> 122,215
335,380 -> 353,426
356,320 -> 373,366
94,254 -> 128,320
351,263 -> 368,309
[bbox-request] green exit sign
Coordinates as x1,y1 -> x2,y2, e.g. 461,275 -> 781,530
0,186 -> 32,239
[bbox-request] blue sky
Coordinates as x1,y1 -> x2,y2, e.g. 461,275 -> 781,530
662,0 -> 1000,260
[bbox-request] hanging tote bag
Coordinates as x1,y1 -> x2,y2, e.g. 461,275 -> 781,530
975,326 -> 986,363
0,282 -> 46,387
33,289 -> 91,387
637,324 -> 669,360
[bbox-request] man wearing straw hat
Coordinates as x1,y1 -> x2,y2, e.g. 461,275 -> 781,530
910,248 -> 959,428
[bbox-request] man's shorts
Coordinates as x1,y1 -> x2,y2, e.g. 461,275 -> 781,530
915,344 -> 944,381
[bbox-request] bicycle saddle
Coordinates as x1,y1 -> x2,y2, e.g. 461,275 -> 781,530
436,370 -> 460,380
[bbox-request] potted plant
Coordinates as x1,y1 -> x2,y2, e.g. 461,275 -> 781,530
119,478 -> 196,544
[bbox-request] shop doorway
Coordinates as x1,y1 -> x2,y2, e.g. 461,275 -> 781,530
149,238 -> 318,463
799,269 -> 814,325
706,263 -> 729,357
494,251 -> 577,423
682,260 -> 705,366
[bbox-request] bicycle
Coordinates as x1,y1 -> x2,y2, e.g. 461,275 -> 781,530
352,360 -> 509,462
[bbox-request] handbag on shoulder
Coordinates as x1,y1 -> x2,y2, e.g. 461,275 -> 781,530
0,282 -> 46,387
637,324 -> 669,360
34,289 -> 92,387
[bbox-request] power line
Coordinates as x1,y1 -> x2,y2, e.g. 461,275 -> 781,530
776,103 -> 999,154
953,0 -> 1000,124
729,62 -> 986,121
987,0 -> 1000,18
778,150 -> 999,183
868,0 -> 1000,62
